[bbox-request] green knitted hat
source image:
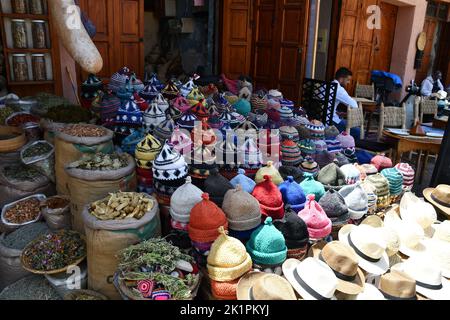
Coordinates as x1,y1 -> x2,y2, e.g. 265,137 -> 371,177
246,217 -> 287,266
300,173 -> 326,201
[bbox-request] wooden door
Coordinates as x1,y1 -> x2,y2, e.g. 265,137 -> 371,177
372,2 -> 398,72
221,0 -> 253,79
416,18 -> 439,83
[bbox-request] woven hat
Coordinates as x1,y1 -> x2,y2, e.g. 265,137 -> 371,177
281,139 -> 303,166
154,118 -> 175,143
230,169 -> 256,194
423,185 -> 450,217
161,80 -> 179,100
219,109 -> 241,129
325,126 -> 339,139
233,99 -> 251,117
394,163 -> 415,191
135,133 -> 162,166
371,154 -> 393,171
222,185 -> 262,232
300,173 -> 325,201
299,139 -> 316,156
188,193 -> 229,243
180,78 -> 195,97
252,175 -> 285,221
177,111 -> 198,132
314,151 -> 336,169
420,229 -> 450,279
300,156 -> 319,177
336,132 -> 355,149
279,106 -> 294,122
191,100 -> 210,121
204,172 -> 234,207
339,183 -> 369,220
381,168 -> 404,196
109,66 -> 131,93
298,195 -> 332,239
115,97 -> 143,125
237,272 -> 297,300
279,165 -> 304,184
171,95 -> 191,113
319,190 -> 349,225
334,152 -> 350,167
378,271 -> 418,300
154,93 -> 169,113
170,126 -> 193,154
250,93 -> 268,111
207,227 -> 252,282
152,142 -> 189,182
268,89 -> 283,100
140,84 -> 160,101
143,101 -> 166,132
187,86 -> 205,106
340,164 -> 361,185
255,161 -> 283,185
400,192 -> 437,230
246,217 -> 287,266
273,209 -> 309,249
147,73 -> 164,90
306,120 -> 325,140
170,176 -> 203,224
280,126 -> 299,142
366,173 -> 390,207
278,176 -> 307,212
317,163 -> 346,189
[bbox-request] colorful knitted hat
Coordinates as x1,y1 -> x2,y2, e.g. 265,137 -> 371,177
314,140 -> 328,153
340,164 -> 361,185
189,145 -> 219,178
140,84 -> 160,102
109,66 -> 131,93
280,126 -> 300,142
250,93 -> 268,111
314,151 -> 336,170
92,91 -> 121,125
361,180 -> 378,214
336,132 -> 355,149
122,129 -> 145,156
187,87 -> 205,106
169,126 -> 192,154
361,164 -> 378,176
207,227 -> 253,282
246,217 -> 287,266
279,106 -> 294,122
366,173 -> 390,208
208,116 -> 224,130
381,168 -> 404,196
317,163 -> 346,189
135,133 -> 163,167
222,185 -> 262,232
115,97 -> 143,125
300,156 -> 319,178
300,173 -> 325,201
278,176 -> 307,212
279,166 -> 304,184
298,195 -> 332,240
371,154 -> 393,171
306,120 -> 325,140
147,73 -> 164,91
252,175 -> 285,221
143,101 -> 166,132
343,147 -> 358,164
299,139 -> 316,156
81,73 -> 103,97
233,99 -> 251,117
161,80 -> 180,100
280,98 -> 294,110
207,103 -> 221,118
297,124 -> 312,141
326,139 -> 343,154
394,163 -> 415,191
319,189 -> 350,225
273,209 -> 309,250
170,176 -> 203,224
230,169 -> 256,194
154,93 -> 170,113
219,109 -> 241,129
211,279 -> 239,300
166,104 -> 183,120
177,111 -> 198,132
180,78 -> 195,97
339,183 -> 369,220
191,100 -> 210,121
154,118 -> 175,143
268,89 -> 283,101
171,95 -> 191,113
255,161 -> 283,185
133,92 -> 149,112
217,139 -> 237,168
204,172 -> 234,207
188,193 -> 229,243
325,126 -> 340,139
152,142 -> 189,182
191,120 -> 217,148
281,139 -> 303,166
202,83 -> 219,98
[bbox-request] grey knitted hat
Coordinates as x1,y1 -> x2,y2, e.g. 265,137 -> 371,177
222,185 -> 262,231
339,183 -> 369,220
170,176 -> 203,223
318,189 -> 349,225
317,163 -> 346,189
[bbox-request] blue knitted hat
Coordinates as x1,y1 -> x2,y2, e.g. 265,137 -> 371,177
233,99 -> 251,117
115,97 -> 143,125
278,176 -> 307,212
300,173 -> 326,201
230,169 -> 256,193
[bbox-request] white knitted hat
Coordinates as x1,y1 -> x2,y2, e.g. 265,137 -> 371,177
170,176 -> 203,223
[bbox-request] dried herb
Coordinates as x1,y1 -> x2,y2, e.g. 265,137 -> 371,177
45,105 -> 92,123
4,198 -> 41,224
44,197 -> 69,210
22,141 -> 52,159
3,164 -> 42,181
0,222 -> 49,250
68,153 -> 128,171
0,275 -> 62,300
59,124 -> 106,137
0,107 -> 14,124
89,192 -> 153,221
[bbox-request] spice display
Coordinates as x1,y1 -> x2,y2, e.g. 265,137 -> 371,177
44,104 -> 91,123
32,20 -> 47,49
0,275 -> 61,300
59,124 -> 106,137
12,54 -> 29,81
12,19 -> 27,49
6,112 -> 39,126
12,0 -> 28,14
74,293 -> 104,300
29,0 -> 44,14
32,54 -> 46,81
67,152 -> 129,171
89,192 -> 154,221
3,198 -> 41,224
44,197 -> 70,210
116,239 -> 200,300
0,222 -> 49,250
3,164 -> 42,181
21,230 -> 86,272
22,141 -> 52,159
0,107 -> 14,124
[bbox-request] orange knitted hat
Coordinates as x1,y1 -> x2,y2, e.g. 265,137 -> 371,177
210,279 -> 239,300
188,193 -> 229,243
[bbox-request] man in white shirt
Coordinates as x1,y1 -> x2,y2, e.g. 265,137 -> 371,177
421,70 -> 444,97
332,67 -> 360,139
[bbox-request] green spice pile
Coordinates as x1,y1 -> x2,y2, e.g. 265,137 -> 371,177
3,164 -> 42,181
45,105 -> 91,123
0,222 -> 49,250
4,198 -> 41,224
0,107 -> 14,124
22,141 -> 52,159
68,153 -> 128,171
59,124 -> 106,137
89,192 -> 153,221
0,275 -> 61,300
22,230 -> 86,272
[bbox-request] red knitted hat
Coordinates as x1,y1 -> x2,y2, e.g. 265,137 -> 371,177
191,99 -> 210,121
188,193 -> 229,243
210,279 -> 238,300
266,108 -> 281,123
252,175 -> 285,221
371,154 -> 393,171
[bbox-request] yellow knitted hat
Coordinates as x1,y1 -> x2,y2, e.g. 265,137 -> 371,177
135,134 -> 162,161
255,161 -> 284,185
207,227 -> 253,282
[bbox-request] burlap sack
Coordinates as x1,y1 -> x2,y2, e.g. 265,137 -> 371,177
55,126 -> 114,195
81,195 -> 161,300
0,234 -> 29,291
65,154 -> 137,234
42,196 -> 71,231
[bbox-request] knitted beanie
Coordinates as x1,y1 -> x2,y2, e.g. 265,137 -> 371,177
222,185 -> 262,232
92,91 -> 121,125
140,83 -> 159,101
170,176 -> 203,224
394,163 -> 415,191
343,147 -> 358,164
371,154 -> 393,171
152,142 -> 189,182
187,87 -> 205,106
354,164 -> 368,181
297,124 -> 312,140
250,93 -> 268,111
319,189 -> 349,225
177,111 -> 199,132
246,217 -> 287,266
147,73 -> 164,90
161,80 -> 180,101
298,139 -> 316,156
154,118 -> 175,143
314,140 -> 328,153
172,95 -> 191,113
279,106 -> 294,122
219,109 -> 241,129
122,129 -> 145,156
204,172 -> 234,207
191,120 -> 217,148
217,140 -> 238,169
334,152 -> 350,167
300,173 -> 325,201
132,92 -> 149,112
361,163 -> 378,176
180,78 -> 195,97
326,139 -> 343,154
300,156 -> 319,178
339,183 -> 369,220
340,164 -> 361,185
188,193 -> 229,243
336,132 -> 355,149
381,168 -> 404,196
314,151 -> 336,169
115,97 -> 143,125
233,99 -> 252,117
281,139 -> 303,166
189,145 -> 219,178
208,116 -> 224,130
280,126 -> 300,142
298,195 -> 332,240
361,180 -> 378,214
278,165 -> 304,184
135,133 -> 162,168
207,227 -> 252,282
170,127 -> 193,154
230,169 -> 256,194
143,101 -> 166,132
211,279 -> 239,300
278,176 -> 307,212
255,161 -> 283,185
235,120 -> 258,133
155,93 -> 170,113
325,126 -> 340,139
280,98 -> 294,109
273,208 -> 309,250
317,163 -> 346,189
306,120 -> 325,140
366,173 -> 390,208
252,175 -> 285,221
191,100 -> 210,121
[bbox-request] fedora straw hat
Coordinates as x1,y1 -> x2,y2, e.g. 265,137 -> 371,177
338,224 -> 389,275
236,271 -> 297,300
360,214 -> 400,258
420,222 -> 450,278
282,258 -> 338,300
400,192 -> 437,230
378,270 -> 418,300
391,257 -> 450,300
335,283 -> 385,300
309,241 -> 365,295
361,215 -> 384,228
423,185 -> 450,218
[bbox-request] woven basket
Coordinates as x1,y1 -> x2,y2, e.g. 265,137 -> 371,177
0,126 -> 26,152
21,254 -> 86,275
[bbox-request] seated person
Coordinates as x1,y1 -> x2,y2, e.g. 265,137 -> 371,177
421,70 -> 444,97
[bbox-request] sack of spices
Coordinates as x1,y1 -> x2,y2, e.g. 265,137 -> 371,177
20,140 -> 55,182
41,196 -> 71,231
82,192 -> 161,300
65,152 -> 137,234
0,194 -> 46,234
64,289 -> 108,300
55,124 -> 114,195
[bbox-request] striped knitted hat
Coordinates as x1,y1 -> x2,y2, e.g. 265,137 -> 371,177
170,126 -> 193,154
394,163 -> 415,191
161,80 -> 180,100
325,139 -> 342,154
343,147 -> 358,164
381,168 -> 404,196
143,101 -> 166,133
115,97 -> 143,125
279,106 -> 294,122
166,104 -> 183,120
306,120 -> 325,140
325,126 -> 340,139
281,139 -> 303,166
300,156 -> 319,177
155,93 -> 170,113
177,111 -> 198,132
171,95 -> 191,113
180,78 -> 195,97
152,142 -> 189,182
314,140 -> 328,153
340,164 -> 361,185
336,132 -> 355,149
92,91 -> 121,124
280,98 -> 294,109
298,139 -> 316,157
147,73 -> 164,91
191,100 -> 210,121
366,173 -> 390,208
280,126 -> 299,142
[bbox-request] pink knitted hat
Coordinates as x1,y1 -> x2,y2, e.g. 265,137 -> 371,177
336,132 -> 355,149
394,163 -> 415,191
298,195 -> 332,240
371,154 -> 393,171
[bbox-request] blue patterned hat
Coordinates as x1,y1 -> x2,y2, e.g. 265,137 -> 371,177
115,97 -> 143,125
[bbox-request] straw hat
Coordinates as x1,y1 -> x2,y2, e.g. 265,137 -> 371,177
236,272 -> 297,300
400,192 -> 437,230
335,283 -> 385,300
282,258 -> 337,300
420,222 -> 450,278
423,185 -> 450,217
378,270 -> 418,300
360,215 -> 400,258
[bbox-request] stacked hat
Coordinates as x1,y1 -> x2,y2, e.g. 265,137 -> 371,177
189,145 -> 219,179
278,166 -> 304,184
361,164 -> 378,176
319,190 -> 350,226
161,80 -> 179,101
222,185 -> 262,235
300,156 -> 319,178
326,139 -> 343,154
207,227 -> 252,282
146,73 -> 164,90
325,126 -> 340,140
317,163 -> 346,190
166,104 -> 183,121
299,139 -> 316,157
170,126 -> 192,155
135,133 -> 163,169
154,93 -> 169,113
381,168 -> 404,197
191,120 -> 217,149
343,147 -> 358,164
204,172 -> 234,207
252,175 -> 285,221
246,217 -> 287,267
180,78 -> 195,97
306,120 -> 325,140
280,126 -> 299,142
314,140 -> 328,153
394,163 -> 415,191
91,91 -> 121,126
115,97 -> 143,126
208,103 -> 221,117
177,111 -> 198,132
202,84 -> 219,98
170,176 -> 203,229
108,66 -> 131,93
278,176 -> 307,212
81,73 -> 103,100
219,109 -> 241,129
314,151 -> 336,169
354,164 -> 368,181
296,123 -> 312,140
191,100 -> 210,121
300,173 -> 325,201
336,132 -> 355,149
339,183 -> 369,221
233,99 -> 251,117
268,89 -> 283,101
143,101 -> 166,133
273,209 -> 309,260
335,152 -> 350,167
255,161 -> 283,185
279,106 -> 294,123
298,195 -> 332,240
217,139 -> 238,170
361,180 -> 378,214
258,129 -> 281,163
366,173 -> 390,209
187,87 -> 205,106
171,95 -> 191,113
371,154 -> 393,171
140,84 -> 159,101
154,118 -> 175,143
230,169 -> 256,194
281,139 -> 303,166
340,164 -> 361,185
133,92 -> 149,112
239,138 -> 264,175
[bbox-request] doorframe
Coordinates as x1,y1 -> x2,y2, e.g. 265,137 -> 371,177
325,0 -> 341,81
